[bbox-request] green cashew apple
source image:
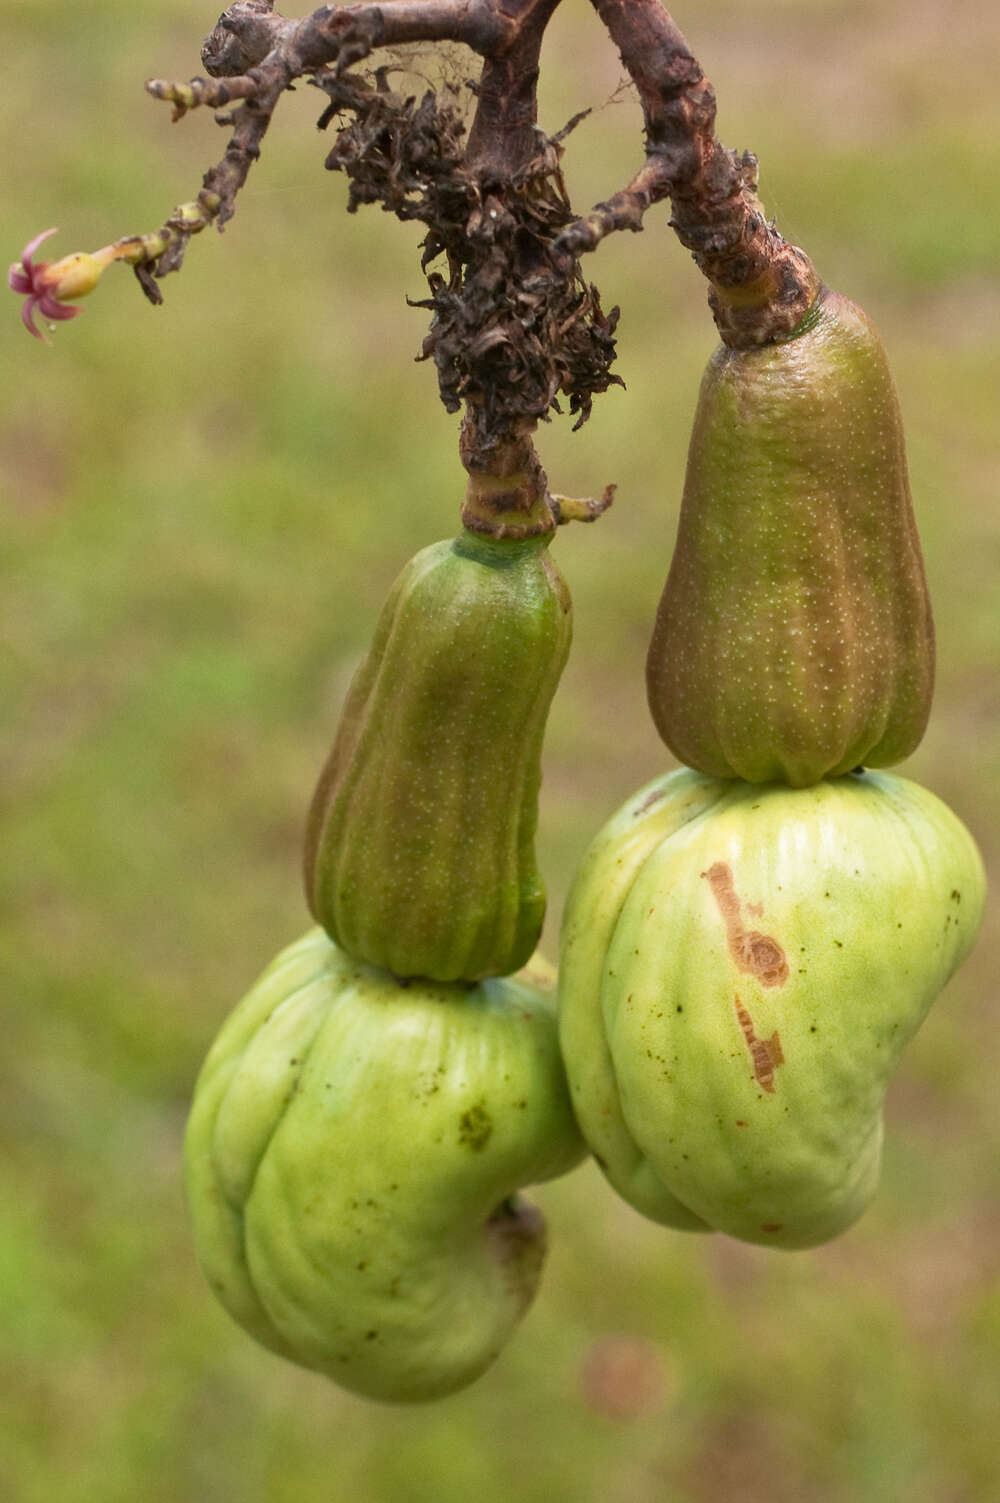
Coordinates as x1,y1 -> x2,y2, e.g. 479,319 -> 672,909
559,767 -> 984,1248
185,928 -> 584,1401
646,288 -> 935,786
304,528 -> 572,981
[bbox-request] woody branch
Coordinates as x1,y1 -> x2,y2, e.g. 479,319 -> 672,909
15,2 -> 816,378
562,0 -> 821,346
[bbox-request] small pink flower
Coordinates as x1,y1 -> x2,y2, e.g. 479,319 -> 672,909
9,228 -> 122,342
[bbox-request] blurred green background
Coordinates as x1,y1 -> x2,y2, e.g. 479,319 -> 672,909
3,1 -> 998,1499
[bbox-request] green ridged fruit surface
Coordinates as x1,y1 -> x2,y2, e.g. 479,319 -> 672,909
304,530 -> 572,981
559,767 -> 984,1248
185,930 -> 584,1402
647,289 -> 935,786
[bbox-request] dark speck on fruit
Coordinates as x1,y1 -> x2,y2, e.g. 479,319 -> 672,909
459,1102 -> 493,1151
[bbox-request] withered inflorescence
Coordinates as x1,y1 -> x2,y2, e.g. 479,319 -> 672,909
316,66 -> 622,434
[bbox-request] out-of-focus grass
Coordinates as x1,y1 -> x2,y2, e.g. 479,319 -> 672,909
2,2 -> 998,1500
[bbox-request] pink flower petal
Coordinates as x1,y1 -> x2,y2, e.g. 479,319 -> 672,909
21,296 -> 45,339
37,292 -> 80,321
13,232 -> 92,339
21,227 -> 58,273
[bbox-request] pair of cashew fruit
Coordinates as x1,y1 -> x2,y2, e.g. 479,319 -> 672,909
185,523 -> 585,1400
560,287 -> 984,1244
184,289 -> 984,1401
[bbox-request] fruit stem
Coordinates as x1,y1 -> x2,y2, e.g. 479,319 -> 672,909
460,424 -> 555,540
562,0 -> 821,347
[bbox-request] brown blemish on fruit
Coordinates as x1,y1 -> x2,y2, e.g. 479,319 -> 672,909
760,1223 -> 784,1234
634,786 -> 666,817
734,995 -> 784,1094
703,862 -> 789,986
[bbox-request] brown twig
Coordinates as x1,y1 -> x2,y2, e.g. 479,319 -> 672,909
155,0 -> 620,510
31,0 -> 818,465
561,0 -> 820,346
144,1 -> 516,240
146,0 -> 818,359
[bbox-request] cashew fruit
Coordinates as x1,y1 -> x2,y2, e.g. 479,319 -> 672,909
646,289 -> 935,786
184,928 -> 584,1401
304,529 -> 572,981
559,767 -> 984,1248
